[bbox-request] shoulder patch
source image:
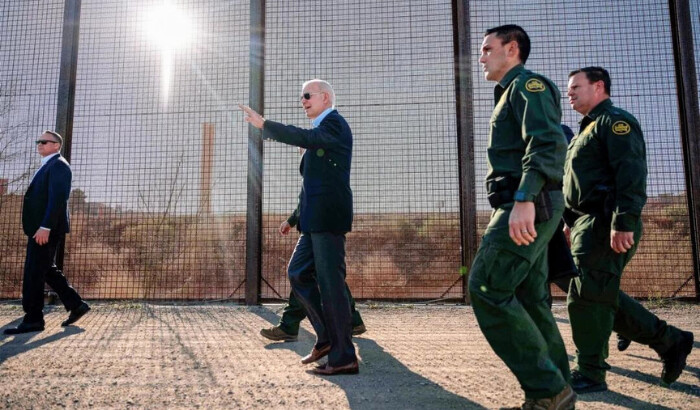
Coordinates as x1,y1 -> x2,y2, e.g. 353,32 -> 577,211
612,121 -> 631,135
525,78 -> 546,92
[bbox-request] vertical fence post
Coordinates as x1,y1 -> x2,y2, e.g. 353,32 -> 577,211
55,0 -> 82,270
669,0 -> 700,299
246,0 -> 265,305
452,0 -> 477,303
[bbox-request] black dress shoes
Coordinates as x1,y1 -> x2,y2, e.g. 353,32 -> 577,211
3,321 -> 45,335
61,302 -> 90,327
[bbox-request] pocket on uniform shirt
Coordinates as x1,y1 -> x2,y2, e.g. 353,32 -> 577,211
490,96 -> 510,123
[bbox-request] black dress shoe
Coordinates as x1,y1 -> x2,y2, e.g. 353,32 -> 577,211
3,321 -> 45,335
571,371 -> 607,394
62,302 -> 90,327
617,333 -> 632,352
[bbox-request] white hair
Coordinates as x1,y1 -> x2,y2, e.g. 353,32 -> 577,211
302,79 -> 335,107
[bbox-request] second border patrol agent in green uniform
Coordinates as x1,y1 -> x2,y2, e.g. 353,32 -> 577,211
469,25 -> 576,410
565,67 -> 694,393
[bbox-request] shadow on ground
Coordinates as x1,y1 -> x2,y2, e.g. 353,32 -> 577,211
252,307 -> 485,409
0,320 -> 85,366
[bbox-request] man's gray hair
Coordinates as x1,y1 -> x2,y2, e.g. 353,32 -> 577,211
42,130 -> 63,147
303,79 -> 335,107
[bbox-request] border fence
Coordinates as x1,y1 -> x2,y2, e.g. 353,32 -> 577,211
0,0 -> 698,302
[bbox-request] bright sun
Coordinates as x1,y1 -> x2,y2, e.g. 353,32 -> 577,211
144,2 -> 195,52
143,2 -> 195,106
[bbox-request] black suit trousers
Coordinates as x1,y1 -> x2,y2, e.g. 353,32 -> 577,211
22,234 -> 82,322
287,232 -> 356,367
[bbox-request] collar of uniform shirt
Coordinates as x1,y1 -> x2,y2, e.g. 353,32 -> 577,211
497,64 -> 526,89
585,98 -> 613,120
311,107 -> 335,128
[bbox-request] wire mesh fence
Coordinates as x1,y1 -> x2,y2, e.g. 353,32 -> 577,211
470,0 -> 696,298
0,0 -> 64,298
62,0 -> 250,300
0,0 -> 697,300
261,0 -> 462,301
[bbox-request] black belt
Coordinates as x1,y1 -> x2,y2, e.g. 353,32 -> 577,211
487,182 -> 561,209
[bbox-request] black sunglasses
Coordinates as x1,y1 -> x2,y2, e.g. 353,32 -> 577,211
300,92 -> 323,101
36,140 -> 59,145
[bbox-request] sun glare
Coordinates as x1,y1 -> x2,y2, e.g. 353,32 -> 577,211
144,3 -> 195,52
143,2 -> 195,106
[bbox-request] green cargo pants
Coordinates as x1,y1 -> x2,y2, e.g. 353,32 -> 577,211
567,214 -> 682,383
278,286 -> 363,335
469,193 -> 570,399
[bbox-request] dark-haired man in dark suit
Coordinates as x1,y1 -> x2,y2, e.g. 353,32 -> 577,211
240,79 -> 358,375
3,130 -> 89,335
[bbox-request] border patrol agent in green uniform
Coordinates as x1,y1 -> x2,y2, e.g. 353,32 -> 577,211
260,202 -> 365,341
565,67 -> 694,393
469,25 -> 576,410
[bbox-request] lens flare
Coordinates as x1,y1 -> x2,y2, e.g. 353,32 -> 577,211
144,2 -> 194,52
143,2 -> 195,106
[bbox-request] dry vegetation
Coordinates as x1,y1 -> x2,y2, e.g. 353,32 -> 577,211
0,192 -> 695,300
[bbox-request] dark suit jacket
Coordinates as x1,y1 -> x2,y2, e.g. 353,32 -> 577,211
263,110 -> 353,233
22,154 -> 72,237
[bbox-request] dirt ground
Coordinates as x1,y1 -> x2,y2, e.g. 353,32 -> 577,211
0,302 -> 698,409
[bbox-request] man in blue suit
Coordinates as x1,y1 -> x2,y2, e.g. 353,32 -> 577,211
4,131 -> 90,335
240,79 -> 358,375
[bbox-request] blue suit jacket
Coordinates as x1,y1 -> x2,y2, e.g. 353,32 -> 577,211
22,154 -> 72,237
263,110 -> 353,233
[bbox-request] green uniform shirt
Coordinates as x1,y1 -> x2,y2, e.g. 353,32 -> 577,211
564,99 -> 647,231
487,64 -> 567,201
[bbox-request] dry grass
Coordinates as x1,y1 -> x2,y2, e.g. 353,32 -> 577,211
0,192 -> 696,300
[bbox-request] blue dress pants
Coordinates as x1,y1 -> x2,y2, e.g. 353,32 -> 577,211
287,232 -> 356,367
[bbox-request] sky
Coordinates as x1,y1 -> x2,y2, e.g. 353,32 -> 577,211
1,0 -> 697,214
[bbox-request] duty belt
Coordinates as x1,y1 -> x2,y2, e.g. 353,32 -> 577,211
487,181 -> 562,209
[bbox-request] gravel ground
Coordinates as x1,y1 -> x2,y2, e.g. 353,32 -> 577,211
0,302 -> 698,409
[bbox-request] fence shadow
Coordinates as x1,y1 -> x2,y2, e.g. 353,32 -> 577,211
576,390 -> 676,410
251,307 -> 485,409
565,352 -> 698,408
618,354 -> 700,391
